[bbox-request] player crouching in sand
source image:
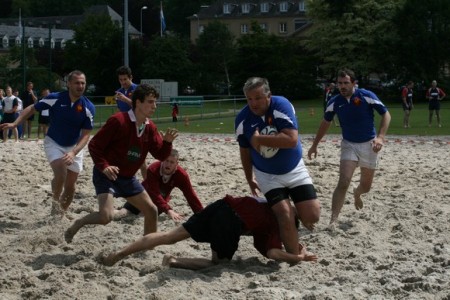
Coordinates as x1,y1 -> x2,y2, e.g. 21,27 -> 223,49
100,195 -> 317,269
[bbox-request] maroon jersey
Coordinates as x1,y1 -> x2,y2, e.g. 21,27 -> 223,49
142,161 -> 203,214
223,195 -> 282,257
89,111 -> 172,177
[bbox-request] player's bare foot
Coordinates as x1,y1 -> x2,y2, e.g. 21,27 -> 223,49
326,222 -> 336,232
162,254 -> 176,267
353,188 -> 363,210
99,252 -> 120,267
64,223 -> 78,243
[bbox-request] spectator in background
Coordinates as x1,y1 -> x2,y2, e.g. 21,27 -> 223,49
0,88 -> 4,123
324,82 -> 339,127
426,80 -> 446,128
1,86 -> 19,142
21,82 -> 38,139
401,81 -> 414,128
37,88 -> 50,139
172,103 -> 179,123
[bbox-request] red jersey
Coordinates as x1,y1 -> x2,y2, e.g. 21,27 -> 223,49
223,195 -> 282,257
142,161 -> 203,214
89,111 -> 172,177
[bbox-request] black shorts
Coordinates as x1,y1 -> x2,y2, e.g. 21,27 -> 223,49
1,113 -> 17,124
429,102 -> 440,111
183,200 -> 244,260
27,114 -> 35,121
38,114 -> 49,125
265,184 -> 317,207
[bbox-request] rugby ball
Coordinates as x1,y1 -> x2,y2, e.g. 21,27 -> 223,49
259,126 -> 279,158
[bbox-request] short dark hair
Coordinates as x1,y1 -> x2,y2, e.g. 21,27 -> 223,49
132,84 -> 159,109
116,66 -> 132,77
337,69 -> 356,83
67,70 -> 85,82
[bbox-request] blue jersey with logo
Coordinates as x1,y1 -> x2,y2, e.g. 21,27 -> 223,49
324,89 -> 388,143
235,95 -> 301,175
116,83 -> 137,112
34,91 -> 95,146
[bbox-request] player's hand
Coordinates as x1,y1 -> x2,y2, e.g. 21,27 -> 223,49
103,166 -> 120,181
372,137 -> 384,153
61,151 -> 75,166
0,122 -> 17,130
167,210 -> 184,222
161,128 -> 179,143
248,179 -> 261,196
307,146 -> 318,160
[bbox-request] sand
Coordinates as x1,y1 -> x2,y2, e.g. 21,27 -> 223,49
0,134 -> 449,299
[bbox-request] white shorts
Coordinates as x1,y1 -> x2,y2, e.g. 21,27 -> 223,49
44,136 -> 84,173
254,158 -> 313,195
341,139 -> 378,169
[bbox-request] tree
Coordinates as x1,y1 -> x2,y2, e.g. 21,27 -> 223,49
140,35 -> 195,94
231,22 -> 318,99
63,14 -> 123,95
304,0 -> 402,81
195,20 -> 235,95
392,0 -> 450,83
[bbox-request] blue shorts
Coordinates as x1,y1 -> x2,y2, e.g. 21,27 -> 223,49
183,200 -> 244,260
92,167 -> 144,198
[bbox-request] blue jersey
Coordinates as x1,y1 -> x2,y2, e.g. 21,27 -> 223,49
235,95 -> 301,175
34,91 -> 95,146
324,89 -> 388,143
116,83 -> 137,112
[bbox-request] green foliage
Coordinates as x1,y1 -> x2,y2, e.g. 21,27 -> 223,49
305,0 -> 403,79
141,35 -> 195,92
393,0 -> 450,83
232,28 -> 319,99
195,21 -> 235,95
63,14 -> 123,95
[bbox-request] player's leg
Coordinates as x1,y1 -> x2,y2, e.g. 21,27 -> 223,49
64,193 -> 115,243
330,160 -> 358,226
353,167 -> 375,210
103,226 -> 190,266
270,198 -> 299,255
60,169 -> 79,211
126,191 -> 158,235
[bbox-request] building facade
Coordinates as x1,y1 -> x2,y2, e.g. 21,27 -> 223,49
189,0 -> 312,43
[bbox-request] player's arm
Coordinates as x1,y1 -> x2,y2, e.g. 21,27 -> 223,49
376,111 -> 391,143
308,119 -> 331,159
239,147 -> 259,196
252,127 -> 298,149
179,174 -> 203,213
0,104 -> 36,130
401,88 -> 408,106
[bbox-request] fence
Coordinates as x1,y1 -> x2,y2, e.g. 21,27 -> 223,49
93,95 -> 247,128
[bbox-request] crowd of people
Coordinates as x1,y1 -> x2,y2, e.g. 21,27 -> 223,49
0,67 -> 446,271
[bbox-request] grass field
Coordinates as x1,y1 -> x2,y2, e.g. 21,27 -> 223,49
22,98 -> 450,138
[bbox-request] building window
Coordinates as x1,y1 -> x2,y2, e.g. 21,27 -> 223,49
223,4 -> 231,14
280,2 -> 288,12
242,3 -> 250,14
299,0 -> 306,11
241,24 -> 249,34
279,22 -> 287,33
3,35 -> 9,48
260,23 -> 267,31
39,38 -> 45,47
199,25 -> 205,34
27,37 -> 34,48
294,20 -> 308,30
261,2 -> 269,13
15,36 -> 21,46
61,39 -> 66,49
50,38 -> 55,49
